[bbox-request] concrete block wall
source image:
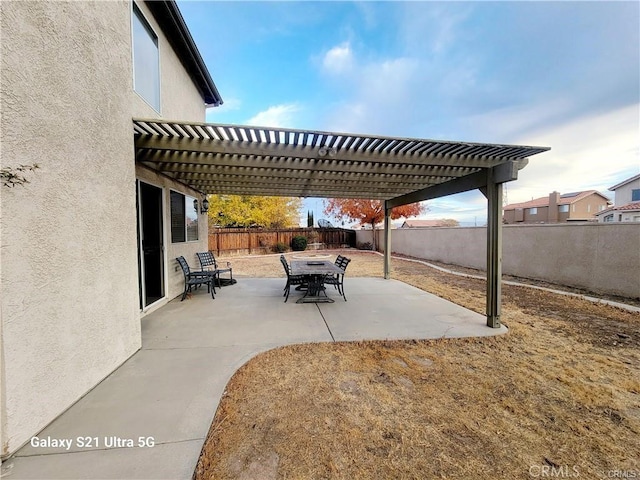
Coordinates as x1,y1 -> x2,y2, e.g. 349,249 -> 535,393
357,223 -> 640,299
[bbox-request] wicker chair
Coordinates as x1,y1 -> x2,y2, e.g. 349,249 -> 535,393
176,256 -> 214,301
324,256 -> 351,301
280,255 -> 307,302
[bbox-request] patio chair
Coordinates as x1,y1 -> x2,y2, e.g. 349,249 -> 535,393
324,256 -> 351,301
280,255 -> 307,302
196,252 -> 221,290
209,251 -> 233,286
196,251 -> 233,288
176,256 -> 215,301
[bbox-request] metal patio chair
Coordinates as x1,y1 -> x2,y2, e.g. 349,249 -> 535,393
196,252 -> 221,289
176,256 -> 214,301
209,250 -> 233,286
324,256 -> 351,301
196,251 -> 233,288
280,255 -> 307,302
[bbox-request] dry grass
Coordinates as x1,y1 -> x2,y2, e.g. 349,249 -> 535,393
195,250 -> 639,480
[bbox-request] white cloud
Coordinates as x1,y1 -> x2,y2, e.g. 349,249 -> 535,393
459,96 -> 575,144
507,103 -> 639,203
245,103 -> 301,128
322,42 -> 353,74
321,53 -> 423,135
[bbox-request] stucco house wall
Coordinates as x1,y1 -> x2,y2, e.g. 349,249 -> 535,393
131,0 -> 209,313
612,177 -> 640,205
1,0 -> 140,456
135,166 -> 210,308
570,196 -> 609,219
1,0 -> 210,456
130,1 -> 205,121
523,206 -> 549,223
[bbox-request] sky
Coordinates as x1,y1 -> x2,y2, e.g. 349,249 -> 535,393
177,0 -> 639,227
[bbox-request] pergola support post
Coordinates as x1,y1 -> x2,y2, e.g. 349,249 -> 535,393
485,168 -> 503,328
383,200 -> 391,279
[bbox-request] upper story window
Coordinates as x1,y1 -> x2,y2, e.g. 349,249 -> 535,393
132,5 -> 160,111
632,189 -> 640,202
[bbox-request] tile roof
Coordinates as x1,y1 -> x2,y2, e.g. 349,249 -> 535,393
504,190 -> 608,210
597,202 -> 640,215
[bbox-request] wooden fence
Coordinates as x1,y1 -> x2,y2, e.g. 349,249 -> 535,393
208,227 -> 356,256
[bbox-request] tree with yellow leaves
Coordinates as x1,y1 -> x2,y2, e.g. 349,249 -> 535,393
207,195 -> 303,228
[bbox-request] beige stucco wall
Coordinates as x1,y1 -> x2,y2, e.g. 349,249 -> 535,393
1,0 -> 140,456
131,0 -> 205,122
136,166 -> 209,310
1,0 -> 209,457
131,0 -> 208,309
369,224 -> 640,299
614,178 -> 640,205
570,196 -> 609,219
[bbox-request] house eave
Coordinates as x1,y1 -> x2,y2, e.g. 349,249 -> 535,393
145,0 -> 223,107
609,173 -> 640,191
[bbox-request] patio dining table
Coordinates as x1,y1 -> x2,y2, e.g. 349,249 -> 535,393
290,260 -> 345,303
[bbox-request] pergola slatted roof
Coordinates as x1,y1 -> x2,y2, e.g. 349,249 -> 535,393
133,119 -> 549,201
133,117 -> 550,328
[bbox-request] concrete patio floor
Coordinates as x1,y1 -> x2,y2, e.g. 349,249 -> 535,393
3,278 -> 507,479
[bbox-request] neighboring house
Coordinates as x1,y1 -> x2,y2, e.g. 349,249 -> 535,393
1,1 -> 222,457
596,174 -> 640,223
503,190 -> 611,224
400,219 -> 459,228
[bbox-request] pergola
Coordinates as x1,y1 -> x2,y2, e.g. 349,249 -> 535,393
134,118 -> 549,327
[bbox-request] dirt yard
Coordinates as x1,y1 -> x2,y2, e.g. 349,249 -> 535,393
195,250 -> 639,480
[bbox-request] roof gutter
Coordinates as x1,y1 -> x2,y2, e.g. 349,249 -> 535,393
145,0 -> 223,107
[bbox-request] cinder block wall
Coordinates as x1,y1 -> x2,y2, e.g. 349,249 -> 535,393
357,224 -> 640,299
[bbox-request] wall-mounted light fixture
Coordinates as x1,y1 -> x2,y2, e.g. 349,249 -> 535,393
193,197 -> 210,214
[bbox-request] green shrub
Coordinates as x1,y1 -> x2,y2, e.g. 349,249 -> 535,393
272,242 -> 288,253
291,235 -> 308,251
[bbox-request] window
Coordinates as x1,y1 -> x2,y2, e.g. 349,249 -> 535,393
632,189 -> 640,202
132,5 -> 160,111
170,191 -> 198,242
604,214 -> 614,222
587,204 -> 591,213
558,205 -> 569,213
529,207 -> 538,215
